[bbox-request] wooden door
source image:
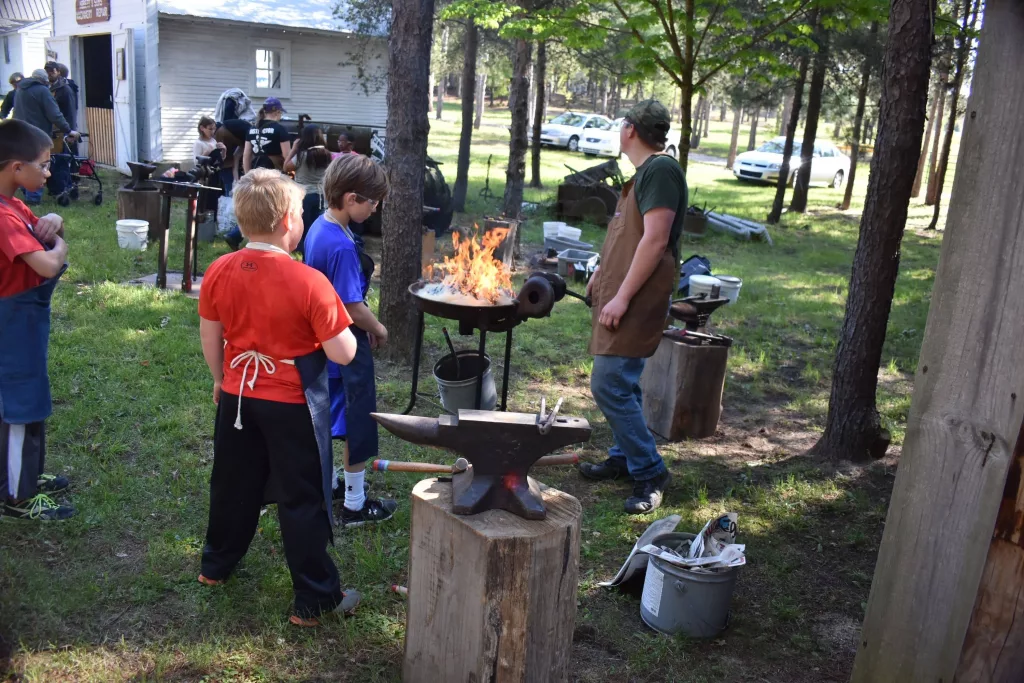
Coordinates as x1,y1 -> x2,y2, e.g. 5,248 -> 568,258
85,108 -> 115,166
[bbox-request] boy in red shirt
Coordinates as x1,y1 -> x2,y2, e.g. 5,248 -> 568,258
197,168 -> 361,626
0,119 -> 75,521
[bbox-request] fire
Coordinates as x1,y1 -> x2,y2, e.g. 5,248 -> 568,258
424,226 -> 514,304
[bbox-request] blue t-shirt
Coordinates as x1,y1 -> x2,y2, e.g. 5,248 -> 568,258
304,214 -> 367,378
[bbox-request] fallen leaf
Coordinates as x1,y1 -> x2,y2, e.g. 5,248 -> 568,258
140,360 -> 150,367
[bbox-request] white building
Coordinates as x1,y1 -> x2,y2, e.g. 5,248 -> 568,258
0,0 -> 50,87
47,0 -> 388,170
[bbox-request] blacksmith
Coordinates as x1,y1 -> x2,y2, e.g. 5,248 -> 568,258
579,99 -> 687,514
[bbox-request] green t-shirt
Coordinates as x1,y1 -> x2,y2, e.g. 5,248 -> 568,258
633,154 -> 688,262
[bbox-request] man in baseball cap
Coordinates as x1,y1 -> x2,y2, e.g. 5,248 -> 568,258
579,99 -> 688,514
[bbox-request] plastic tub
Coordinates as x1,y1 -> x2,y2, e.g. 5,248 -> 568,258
432,351 -> 497,413
558,225 -> 583,240
556,249 -> 599,278
115,219 -> 150,251
688,274 -> 722,299
545,235 -> 593,254
715,275 -> 743,304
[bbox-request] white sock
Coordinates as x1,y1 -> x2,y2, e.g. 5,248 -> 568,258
344,470 -> 366,512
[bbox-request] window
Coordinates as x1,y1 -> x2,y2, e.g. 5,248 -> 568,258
252,40 -> 291,98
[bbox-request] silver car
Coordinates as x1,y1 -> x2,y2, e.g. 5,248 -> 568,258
540,112 -> 612,152
733,137 -> 851,188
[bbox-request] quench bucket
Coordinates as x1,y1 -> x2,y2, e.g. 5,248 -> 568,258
640,532 -> 739,638
715,275 -> 743,304
433,351 -> 497,413
115,219 -> 149,251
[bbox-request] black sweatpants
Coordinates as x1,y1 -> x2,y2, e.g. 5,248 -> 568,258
201,393 -> 342,618
0,420 -> 45,501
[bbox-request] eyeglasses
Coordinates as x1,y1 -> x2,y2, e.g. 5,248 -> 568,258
354,193 -> 380,209
0,160 -> 50,172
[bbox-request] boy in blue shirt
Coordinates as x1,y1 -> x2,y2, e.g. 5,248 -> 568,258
304,154 -> 397,526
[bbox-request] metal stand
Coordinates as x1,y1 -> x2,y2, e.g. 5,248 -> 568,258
155,180 -> 218,294
403,310 -> 515,415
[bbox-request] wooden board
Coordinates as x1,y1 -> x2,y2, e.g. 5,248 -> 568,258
640,336 -> 728,440
851,1 -> 1024,680
403,478 -> 581,683
85,108 -> 116,166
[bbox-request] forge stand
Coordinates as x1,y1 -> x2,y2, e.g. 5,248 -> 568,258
154,180 -> 210,294
402,310 -> 518,414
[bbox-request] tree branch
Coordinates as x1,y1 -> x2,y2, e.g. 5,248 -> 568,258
691,4 -> 722,65
647,0 -> 687,78
610,0 -> 684,87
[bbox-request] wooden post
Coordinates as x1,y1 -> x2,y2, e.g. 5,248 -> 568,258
403,478 -> 581,683
156,193 -> 171,290
851,2 -> 1024,680
640,337 -> 727,440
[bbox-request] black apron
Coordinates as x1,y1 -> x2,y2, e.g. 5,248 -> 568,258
293,349 -> 336,531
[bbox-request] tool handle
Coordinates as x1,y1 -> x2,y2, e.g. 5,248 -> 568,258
372,460 -> 452,473
535,453 -> 580,467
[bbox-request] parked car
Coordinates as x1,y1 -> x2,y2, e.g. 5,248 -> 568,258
540,112 -> 612,152
733,137 -> 850,188
579,118 -> 623,157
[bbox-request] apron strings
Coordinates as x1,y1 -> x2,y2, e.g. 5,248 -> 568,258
228,350 -> 295,429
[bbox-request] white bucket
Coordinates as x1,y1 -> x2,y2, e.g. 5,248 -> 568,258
715,275 -> 743,304
689,274 -> 722,299
559,225 -> 583,241
543,221 -> 566,237
116,219 -> 150,251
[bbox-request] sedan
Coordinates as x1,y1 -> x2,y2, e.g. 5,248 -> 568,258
541,112 -> 612,152
733,137 -> 850,189
579,118 -> 623,157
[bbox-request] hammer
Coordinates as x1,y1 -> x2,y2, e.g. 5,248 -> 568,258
371,453 -> 580,474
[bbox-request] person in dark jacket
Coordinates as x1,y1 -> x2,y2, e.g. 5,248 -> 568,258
45,62 -> 77,132
1,73 -> 22,119
12,70 -> 76,204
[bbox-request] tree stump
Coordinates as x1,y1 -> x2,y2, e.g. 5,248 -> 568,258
640,336 -> 728,440
117,188 -> 164,240
403,477 -> 582,683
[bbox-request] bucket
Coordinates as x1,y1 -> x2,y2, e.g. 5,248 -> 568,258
558,225 -> 582,241
543,221 -> 566,238
640,532 -> 739,638
688,274 -> 722,299
715,275 -> 743,304
432,351 -> 497,413
116,219 -> 150,251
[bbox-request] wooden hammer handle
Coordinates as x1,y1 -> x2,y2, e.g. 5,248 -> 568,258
371,453 -> 580,473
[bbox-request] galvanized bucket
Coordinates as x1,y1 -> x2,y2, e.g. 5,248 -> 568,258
640,532 -> 739,638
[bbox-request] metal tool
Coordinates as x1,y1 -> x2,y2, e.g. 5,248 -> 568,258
371,453 -> 579,474
479,154 -> 496,201
372,407 -> 592,519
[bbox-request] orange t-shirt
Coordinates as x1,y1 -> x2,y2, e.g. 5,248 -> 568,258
198,247 -> 353,404
0,196 -> 45,298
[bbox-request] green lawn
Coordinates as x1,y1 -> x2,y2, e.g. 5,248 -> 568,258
0,101 -> 944,682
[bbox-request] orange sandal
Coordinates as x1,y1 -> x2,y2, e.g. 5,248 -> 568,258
197,574 -> 224,586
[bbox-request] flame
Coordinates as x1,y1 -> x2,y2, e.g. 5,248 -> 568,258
424,226 -> 514,304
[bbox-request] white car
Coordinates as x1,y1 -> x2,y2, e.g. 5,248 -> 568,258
579,118 -> 623,157
733,137 -> 850,188
541,112 -> 612,152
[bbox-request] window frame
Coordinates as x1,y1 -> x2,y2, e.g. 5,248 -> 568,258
251,39 -> 291,99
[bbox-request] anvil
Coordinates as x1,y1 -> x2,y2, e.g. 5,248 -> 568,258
372,409 -> 592,519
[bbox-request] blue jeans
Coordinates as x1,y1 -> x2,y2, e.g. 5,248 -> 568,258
21,188 -> 42,204
590,355 -> 666,481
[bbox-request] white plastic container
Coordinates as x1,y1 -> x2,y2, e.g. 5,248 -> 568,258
115,219 -> 150,251
558,225 -> 583,241
688,274 -> 723,299
543,221 -> 566,238
715,275 -> 743,304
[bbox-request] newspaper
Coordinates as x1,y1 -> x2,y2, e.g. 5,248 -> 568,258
598,514 -> 681,587
640,512 -> 745,572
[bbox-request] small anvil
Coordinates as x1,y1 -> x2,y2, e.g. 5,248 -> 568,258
372,408 -> 592,520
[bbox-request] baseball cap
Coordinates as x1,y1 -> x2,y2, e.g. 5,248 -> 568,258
263,97 -> 287,113
624,99 -> 671,143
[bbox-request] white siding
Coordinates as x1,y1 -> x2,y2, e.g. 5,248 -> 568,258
157,16 -> 387,162
53,0 -> 148,37
0,21 -> 49,86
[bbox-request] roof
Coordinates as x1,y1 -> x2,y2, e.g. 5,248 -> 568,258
157,0 -> 358,33
0,0 -> 50,31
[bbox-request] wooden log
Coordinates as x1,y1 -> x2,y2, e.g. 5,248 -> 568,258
851,1 -> 1024,680
403,478 -> 581,683
639,336 -> 727,440
117,188 -> 164,240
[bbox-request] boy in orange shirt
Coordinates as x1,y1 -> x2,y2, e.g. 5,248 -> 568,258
197,168 -> 361,626
0,119 -> 75,521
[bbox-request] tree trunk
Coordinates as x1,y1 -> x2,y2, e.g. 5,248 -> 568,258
811,0 -> 935,462
779,91 -> 794,135
767,54 -> 810,224
435,26 -> 448,120
675,82 -> 694,175
924,64 -> 950,204
503,37 -> 532,219
719,102 -> 727,121
530,40 -> 546,189
474,73 -> 485,129
791,27 -> 831,213
727,106 -> 744,169
600,76 -> 608,115
833,118 -> 842,139
911,78 -> 941,198
690,94 -> 705,149
611,77 -> 621,117
746,108 -> 760,150
489,82 -> 494,107
702,98 -> 711,137
451,18 -> 478,213
927,0 -> 980,230
841,27 -> 876,212
379,0 -> 435,363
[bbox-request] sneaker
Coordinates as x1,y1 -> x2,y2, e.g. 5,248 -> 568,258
340,497 -> 398,527
37,473 -> 70,494
224,232 -> 242,251
332,478 -> 370,501
579,458 -> 633,481
289,589 -> 362,627
624,471 -> 672,515
5,494 -> 76,520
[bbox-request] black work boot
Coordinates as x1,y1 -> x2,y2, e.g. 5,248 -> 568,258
579,458 -> 633,481
624,470 -> 672,514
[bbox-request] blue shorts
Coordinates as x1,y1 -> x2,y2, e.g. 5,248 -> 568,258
328,328 -> 378,466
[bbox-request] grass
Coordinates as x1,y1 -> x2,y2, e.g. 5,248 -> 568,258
0,99 -> 945,682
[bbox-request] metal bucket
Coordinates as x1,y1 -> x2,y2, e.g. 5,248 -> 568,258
432,351 -> 497,413
640,532 -> 739,638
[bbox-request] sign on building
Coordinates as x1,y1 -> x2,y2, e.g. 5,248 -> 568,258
77,0 -> 111,25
